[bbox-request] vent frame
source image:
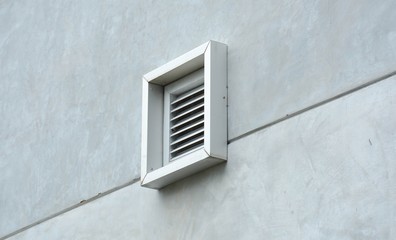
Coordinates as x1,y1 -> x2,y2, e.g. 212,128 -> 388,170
141,41 -> 227,189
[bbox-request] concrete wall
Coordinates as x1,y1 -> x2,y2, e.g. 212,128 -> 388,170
1,0 -> 395,239
6,77 -> 396,240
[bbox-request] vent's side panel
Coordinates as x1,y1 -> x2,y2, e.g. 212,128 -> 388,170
142,79 -> 164,177
204,41 -> 228,160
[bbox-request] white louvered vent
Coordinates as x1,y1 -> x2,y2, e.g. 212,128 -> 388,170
169,84 -> 205,160
141,40 -> 227,189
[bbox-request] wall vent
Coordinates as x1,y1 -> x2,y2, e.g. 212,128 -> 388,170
141,41 -> 227,189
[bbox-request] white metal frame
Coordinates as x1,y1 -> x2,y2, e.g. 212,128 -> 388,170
141,41 -> 227,189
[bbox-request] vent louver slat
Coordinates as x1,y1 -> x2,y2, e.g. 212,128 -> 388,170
171,111 -> 204,130
171,85 -> 204,105
169,84 -> 205,160
170,127 -> 204,146
170,103 -> 204,122
170,120 -> 204,138
171,95 -> 204,113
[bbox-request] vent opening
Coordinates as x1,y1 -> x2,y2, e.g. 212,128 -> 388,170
169,84 -> 205,160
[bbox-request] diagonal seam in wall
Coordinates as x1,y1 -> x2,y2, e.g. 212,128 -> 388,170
0,178 -> 140,240
228,70 -> 396,144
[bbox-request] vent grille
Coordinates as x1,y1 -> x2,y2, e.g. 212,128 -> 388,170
169,84 -> 204,160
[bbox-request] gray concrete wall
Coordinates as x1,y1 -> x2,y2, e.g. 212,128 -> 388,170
1,0 -> 395,239
7,76 -> 396,240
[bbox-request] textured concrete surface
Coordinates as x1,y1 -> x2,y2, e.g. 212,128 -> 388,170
1,0 -> 396,237
227,0 -> 396,139
0,0 -> 144,236
7,75 -> 396,240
